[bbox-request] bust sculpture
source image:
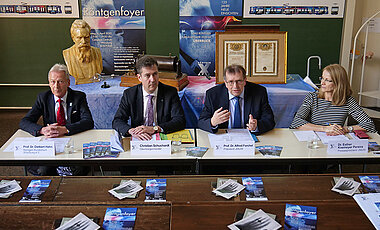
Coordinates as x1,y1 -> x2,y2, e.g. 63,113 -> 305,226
63,19 -> 103,84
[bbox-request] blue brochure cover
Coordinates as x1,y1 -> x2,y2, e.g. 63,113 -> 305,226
359,176 -> 380,193
285,204 -> 317,230
103,207 -> 137,230
242,177 -> 268,201
19,180 -> 51,202
145,179 -> 167,202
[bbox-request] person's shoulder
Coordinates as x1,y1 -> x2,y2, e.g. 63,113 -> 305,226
158,82 -> 178,93
206,83 -> 225,93
122,84 -> 141,95
68,88 -> 84,95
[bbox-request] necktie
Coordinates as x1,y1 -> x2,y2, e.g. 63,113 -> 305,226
232,96 -> 242,128
145,95 -> 154,126
57,98 -> 66,126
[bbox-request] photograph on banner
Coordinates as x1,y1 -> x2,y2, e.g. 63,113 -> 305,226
82,0 -> 146,75
180,0 -> 242,16
0,0 -> 79,18
243,0 -> 346,18
179,16 -> 241,77
179,29 -> 220,77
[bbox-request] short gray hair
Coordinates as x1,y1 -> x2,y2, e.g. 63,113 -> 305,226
223,65 -> 246,80
48,64 -> 69,80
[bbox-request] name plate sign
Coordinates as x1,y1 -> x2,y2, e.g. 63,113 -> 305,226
213,141 -> 255,156
14,141 -> 55,158
131,140 -> 171,156
327,139 -> 368,154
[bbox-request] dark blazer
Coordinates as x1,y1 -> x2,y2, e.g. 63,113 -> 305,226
112,82 -> 186,136
19,88 -> 94,136
198,82 -> 275,134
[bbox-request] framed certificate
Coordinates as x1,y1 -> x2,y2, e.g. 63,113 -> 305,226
224,40 -> 250,77
216,31 -> 287,84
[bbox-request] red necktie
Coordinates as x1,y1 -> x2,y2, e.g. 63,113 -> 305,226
57,98 -> 66,126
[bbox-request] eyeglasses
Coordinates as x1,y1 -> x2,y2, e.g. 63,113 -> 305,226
226,80 -> 245,86
319,77 -> 333,83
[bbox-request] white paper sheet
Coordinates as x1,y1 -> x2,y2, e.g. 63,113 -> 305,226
292,130 -> 319,142
3,137 -> 41,152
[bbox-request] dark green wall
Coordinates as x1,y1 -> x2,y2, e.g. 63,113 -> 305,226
0,0 -> 342,107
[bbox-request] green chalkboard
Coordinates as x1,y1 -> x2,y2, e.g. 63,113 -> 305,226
0,0 -> 342,107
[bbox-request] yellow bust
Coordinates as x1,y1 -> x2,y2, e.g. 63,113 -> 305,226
63,19 -> 103,84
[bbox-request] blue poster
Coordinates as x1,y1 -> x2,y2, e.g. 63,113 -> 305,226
82,0 -> 146,74
179,0 -> 242,77
180,0 -> 242,16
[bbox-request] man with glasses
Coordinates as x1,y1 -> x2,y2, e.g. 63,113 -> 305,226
19,63 -> 94,176
198,64 -> 275,134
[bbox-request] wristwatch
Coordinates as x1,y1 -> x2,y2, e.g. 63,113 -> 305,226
347,126 -> 354,133
153,126 -> 160,133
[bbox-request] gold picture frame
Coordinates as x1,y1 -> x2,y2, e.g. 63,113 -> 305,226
216,31 -> 287,84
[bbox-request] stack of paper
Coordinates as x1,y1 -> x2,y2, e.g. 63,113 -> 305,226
228,209 -> 281,230
56,213 -> 100,230
212,179 -> 245,200
331,177 -> 361,196
0,180 -> 22,198
354,193 -> 380,230
108,180 -> 143,200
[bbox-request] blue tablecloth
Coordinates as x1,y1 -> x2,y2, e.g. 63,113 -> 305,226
70,74 -> 314,129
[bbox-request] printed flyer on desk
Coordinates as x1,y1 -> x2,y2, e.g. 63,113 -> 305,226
145,179 -> 166,202
19,180 -> 51,202
285,203 -> 317,230
103,207 -> 137,230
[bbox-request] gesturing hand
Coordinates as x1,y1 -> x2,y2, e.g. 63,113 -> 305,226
211,107 -> 230,127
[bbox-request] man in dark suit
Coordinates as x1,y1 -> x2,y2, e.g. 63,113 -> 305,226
113,56 -> 185,140
19,63 -> 94,176
198,64 -> 275,134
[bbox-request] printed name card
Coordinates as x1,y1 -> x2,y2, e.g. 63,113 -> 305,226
13,141 -> 55,157
327,139 -> 369,154
130,140 -> 171,156
213,141 -> 255,156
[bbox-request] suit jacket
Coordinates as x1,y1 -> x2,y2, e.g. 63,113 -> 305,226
198,82 -> 275,134
112,82 -> 186,136
19,88 -> 94,136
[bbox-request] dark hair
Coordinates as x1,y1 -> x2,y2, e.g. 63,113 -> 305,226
223,65 -> 246,80
135,56 -> 158,74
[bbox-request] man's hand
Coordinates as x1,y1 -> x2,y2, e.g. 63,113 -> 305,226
211,107 -> 230,127
40,123 -> 68,138
246,114 -> 257,131
128,125 -> 155,140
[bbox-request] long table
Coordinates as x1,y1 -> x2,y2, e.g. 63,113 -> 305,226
0,174 -> 375,229
197,128 -> 380,174
2,128 -> 380,175
0,129 -> 197,174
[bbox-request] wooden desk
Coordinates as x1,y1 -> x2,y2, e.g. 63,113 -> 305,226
171,202 -> 372,230
0,204 -> 170,230
0,174 -> 377,229
197,128 -> 380,173
0,129 -> 197,172
37,174 -> 360,204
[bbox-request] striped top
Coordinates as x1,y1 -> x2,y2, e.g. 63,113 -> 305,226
289,92 -> 376,132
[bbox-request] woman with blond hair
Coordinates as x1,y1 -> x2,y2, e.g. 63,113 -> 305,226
290,64 -> 376,135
